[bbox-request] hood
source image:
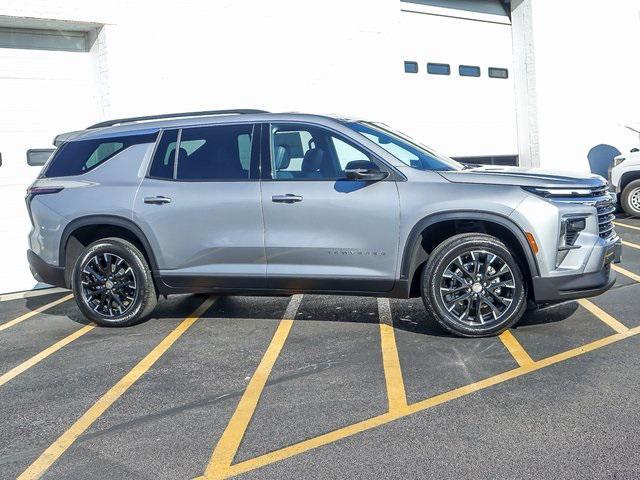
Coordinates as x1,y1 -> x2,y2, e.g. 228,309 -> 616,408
438,166 -> 607,189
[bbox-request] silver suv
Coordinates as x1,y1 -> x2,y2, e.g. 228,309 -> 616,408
26,109 -> 622,337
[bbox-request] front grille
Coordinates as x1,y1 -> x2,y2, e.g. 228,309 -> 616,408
597,201 -> 616,240
550,184 -> 617,241
592,185 -> 617,240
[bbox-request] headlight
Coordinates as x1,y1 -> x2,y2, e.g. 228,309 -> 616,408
613,156 -> 626,167
522,186 -> 594,198
560,216 -> 586,249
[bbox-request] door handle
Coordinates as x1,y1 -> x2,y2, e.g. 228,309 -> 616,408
272,194 -> 303,203
144,196 -> 172,205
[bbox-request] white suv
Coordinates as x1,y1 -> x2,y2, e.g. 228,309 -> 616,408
611,147 -> 640,216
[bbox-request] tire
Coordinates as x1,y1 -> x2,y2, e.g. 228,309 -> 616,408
621,179 -> 640,217
72,238 -> 157,327
421,233 -> 527,337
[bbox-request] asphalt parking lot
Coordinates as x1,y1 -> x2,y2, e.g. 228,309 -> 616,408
1,215 -> 640,480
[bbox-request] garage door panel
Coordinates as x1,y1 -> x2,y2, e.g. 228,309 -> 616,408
0,45 -> 99,293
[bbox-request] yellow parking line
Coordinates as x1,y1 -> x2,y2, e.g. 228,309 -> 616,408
18,295 -> 217,480
201,294 -> 302,479
613,264 -> 640,283
0,294 -> 73,333
578,298 -> 629,334
377,298 -> 407,412
404,326 -> 636,414
622,240 -> 640,250
222,323 -> 640,479
614,221 -> 640,232
0,324 -> 95,387
499,330 -> 534,366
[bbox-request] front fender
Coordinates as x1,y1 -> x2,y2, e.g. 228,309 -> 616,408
399,210 -> 540,284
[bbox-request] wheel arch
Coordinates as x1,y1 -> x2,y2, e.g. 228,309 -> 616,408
400,211 -> 540,297
60,215 -> 159,287
620,171 -> 640,193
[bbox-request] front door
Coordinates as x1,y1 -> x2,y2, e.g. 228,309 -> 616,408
260,123 -> 400,292
133,123 -> 265,289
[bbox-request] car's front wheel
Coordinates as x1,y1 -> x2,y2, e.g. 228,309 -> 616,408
421,233 -> 527,337
72,238 -> 157,327
621,179 -> 640,217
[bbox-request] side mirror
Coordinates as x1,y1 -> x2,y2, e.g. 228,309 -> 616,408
345,168 -> 389,181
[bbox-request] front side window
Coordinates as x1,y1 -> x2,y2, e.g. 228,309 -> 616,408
149,124 -> 254,181
346,121 -> 463,171
43,132 -> 158,178
269,124 -> 374,180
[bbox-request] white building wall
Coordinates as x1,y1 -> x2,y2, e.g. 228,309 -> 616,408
512,0 -> 640,173
93,0 -> 398,125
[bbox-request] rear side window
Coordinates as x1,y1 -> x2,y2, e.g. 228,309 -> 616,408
43,132 -> 158,178
149,129 -> 179,179
149,124 -> 254,181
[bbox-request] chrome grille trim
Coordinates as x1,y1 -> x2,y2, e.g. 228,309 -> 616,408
595,197 -> 617,240
549,184 -> 617,241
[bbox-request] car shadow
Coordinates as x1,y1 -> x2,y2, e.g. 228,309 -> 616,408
513,301 -> 579,328
58,294 -> 221,327
392,299 -> 580,337
41,291 -> 580,335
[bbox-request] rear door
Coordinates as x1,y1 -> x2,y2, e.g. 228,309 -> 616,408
260,123 -> 401,292
133,122 -> 265,289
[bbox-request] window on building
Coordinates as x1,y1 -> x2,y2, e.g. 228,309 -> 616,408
26,149 -> 55,166
0,26 -> 90,52
426,63 -> 450,75
453,155 -> 518,166
488,67 -> 509,79
404,61 -> 418,73
459,65 -> 481,77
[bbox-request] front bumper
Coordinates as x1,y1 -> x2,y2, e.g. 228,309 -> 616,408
27,249 -> 66,288
531,239 -> 622,303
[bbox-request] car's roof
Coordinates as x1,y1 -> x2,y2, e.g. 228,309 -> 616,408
67,112 -> 362,142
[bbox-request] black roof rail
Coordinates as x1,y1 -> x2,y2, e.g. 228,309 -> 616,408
87,109 -> 269,129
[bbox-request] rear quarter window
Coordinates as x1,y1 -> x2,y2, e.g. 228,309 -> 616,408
43,132 -> 158,178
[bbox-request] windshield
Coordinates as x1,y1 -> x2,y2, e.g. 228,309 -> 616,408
346,121 -> 464,171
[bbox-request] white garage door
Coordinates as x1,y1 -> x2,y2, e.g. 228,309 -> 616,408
395,0 -> 518,163
0,27 -> 99,293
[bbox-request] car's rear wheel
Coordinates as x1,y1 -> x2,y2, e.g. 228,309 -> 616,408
72,238 -> 157,327
421,233 -> 527,337
621,179 -> 640,216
